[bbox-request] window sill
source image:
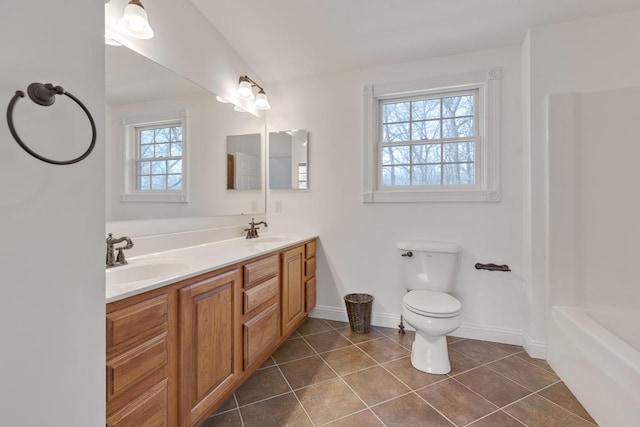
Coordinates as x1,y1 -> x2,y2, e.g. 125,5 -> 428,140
121,192 -> 189,203
363,189 -> 500,203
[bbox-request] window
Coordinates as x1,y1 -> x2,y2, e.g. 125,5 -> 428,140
297,162 -> 308,189
122,110 -> 188,203
363,69 -> 501,202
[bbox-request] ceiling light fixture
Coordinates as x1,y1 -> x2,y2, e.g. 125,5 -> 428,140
118,0 -> 154,40
236,75 -> 271,110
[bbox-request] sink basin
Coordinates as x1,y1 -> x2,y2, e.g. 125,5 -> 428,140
106,258 -> 190,287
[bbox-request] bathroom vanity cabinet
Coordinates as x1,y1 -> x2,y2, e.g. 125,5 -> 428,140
105,239 -> 316,427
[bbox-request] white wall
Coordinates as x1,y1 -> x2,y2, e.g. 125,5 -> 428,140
107,93 -> 265,220
0,2 -> 105,426
525,10 -> 640,346
267,46 -> 527,345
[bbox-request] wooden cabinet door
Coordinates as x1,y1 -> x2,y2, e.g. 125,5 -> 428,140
178,269 -> 242,427
281,246 -> 306,336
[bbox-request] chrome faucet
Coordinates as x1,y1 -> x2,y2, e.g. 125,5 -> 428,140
245,218 -> 268,239
106,233 -> 134,268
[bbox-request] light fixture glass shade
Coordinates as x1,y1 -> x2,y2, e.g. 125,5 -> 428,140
233,105 -> 247,113
119,0 -> 154,40
254,90 -> 271,110
237,78 -> 254,100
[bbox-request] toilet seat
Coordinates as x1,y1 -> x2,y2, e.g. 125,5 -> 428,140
403,290 -> 461,318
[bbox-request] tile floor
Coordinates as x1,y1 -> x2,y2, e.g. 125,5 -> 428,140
200,318 -> 597,427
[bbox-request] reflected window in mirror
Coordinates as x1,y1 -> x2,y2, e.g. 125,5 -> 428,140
269,130 -> 308,190
121,110 -> 188,203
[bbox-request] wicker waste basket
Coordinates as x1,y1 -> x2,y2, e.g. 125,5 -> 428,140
344,293 -> 374,334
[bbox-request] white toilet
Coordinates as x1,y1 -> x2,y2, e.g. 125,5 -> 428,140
399,241 -> 462,374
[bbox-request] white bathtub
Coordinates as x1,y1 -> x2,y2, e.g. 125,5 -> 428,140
548,306 -> 640,427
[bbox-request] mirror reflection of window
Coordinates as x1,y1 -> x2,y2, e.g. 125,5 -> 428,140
269,130 -> 308,190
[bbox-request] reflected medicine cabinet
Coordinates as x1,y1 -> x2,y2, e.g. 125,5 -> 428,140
268,130 -> 308,190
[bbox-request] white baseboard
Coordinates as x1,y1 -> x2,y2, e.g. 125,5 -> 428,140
309,305 -> 547,358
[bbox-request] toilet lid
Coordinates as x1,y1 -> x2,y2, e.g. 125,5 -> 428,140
403,290 -> 461,318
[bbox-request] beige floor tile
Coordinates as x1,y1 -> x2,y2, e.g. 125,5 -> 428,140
455,366 -> 531,407
449,339 -> 511,364
382,356 -> 446,390
343,365 -> 410,406
272,337 -> 315,363
467,410 -> 526,426
200,409 -> 243,427
304,330 -> 352,353
357,337 -> 409,363
486,355 -> 559,391
387,329 -> 416,350
504,394 -> 596,427
240,392 -> 313,427
448,348 -> 481,375
234,366 -> 290,406
417,378 -> 498,426
295,378 -> 366,425
322,409 -> 384,426
371,393 -> 454,426
278,355 -> 337,390
320,345 -> 377,376
538,382 -> 597,424
515,351 -> 556,374
296,318 -> 333,336
337,326 -> 385,344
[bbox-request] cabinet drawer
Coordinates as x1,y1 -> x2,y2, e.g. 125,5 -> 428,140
305,257 -> 316,279
305,277 -> 316,313
244,304 -> 279,369
107,379 -> 168,427
107,333 -> 168,399
305,240 -> 316,259
107,295 -> 168,350
244,276 -> 279,314
244,255 -> 278,288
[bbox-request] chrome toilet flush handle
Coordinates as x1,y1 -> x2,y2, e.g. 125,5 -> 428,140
401,251 -> 413,258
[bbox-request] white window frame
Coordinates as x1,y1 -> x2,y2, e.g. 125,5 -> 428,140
121,110 -> 189,203
363,68 -> 501,203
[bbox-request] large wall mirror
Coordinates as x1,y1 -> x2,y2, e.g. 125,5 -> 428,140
106,45 -> 266,221
269,130 -> 308,189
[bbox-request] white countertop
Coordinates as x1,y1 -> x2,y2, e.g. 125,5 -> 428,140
106,233 -> 317,303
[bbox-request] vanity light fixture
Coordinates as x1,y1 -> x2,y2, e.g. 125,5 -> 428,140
118,0 -> 154,40
236,75 -> 271,110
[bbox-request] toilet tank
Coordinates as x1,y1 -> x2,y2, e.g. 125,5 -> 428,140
398,241 -> 461,292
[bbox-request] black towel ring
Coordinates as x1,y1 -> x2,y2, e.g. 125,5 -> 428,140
6,82 -> 97,165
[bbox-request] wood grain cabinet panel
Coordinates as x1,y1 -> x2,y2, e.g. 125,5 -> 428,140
107,379 -> 168,427
243,255 -> 278,288
243,276 -> 279,314
305,240 -> 316,259
179,268 -> 242,427
243,304 -> 279,369
107,332 -> 168,399
107,295 -> 168,351
281,246 -> 306,336
305,277 -> 316,313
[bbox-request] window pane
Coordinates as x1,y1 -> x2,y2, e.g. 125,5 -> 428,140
382,165 -> 410,186
383,102 -> 410,123
443,163 -> 474,185
170,126 -> 182,142
168,159 -> 182,174
167,174 -> 182,190
383,123 -> 410,142
140,144 -> 153,158
137,161 -> 151,175
170,142 -> 182,157
412,99 -> 440,120
443,142 -> 474,163
137,175 -> 151,191
151,160 -> 166,174
412,144 -> 441,164
382,145 -> 410,165
140,130 -> 154,144
443,118 -> 473,138
442,95 -> 473,118
411,164 -> 442,185
154,143 -> 170,157
154,128 -> 170,142
151,175 -> 166,190
412,120 -> 441,140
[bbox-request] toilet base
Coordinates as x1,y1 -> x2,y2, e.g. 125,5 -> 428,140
410,333 -> 451,374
